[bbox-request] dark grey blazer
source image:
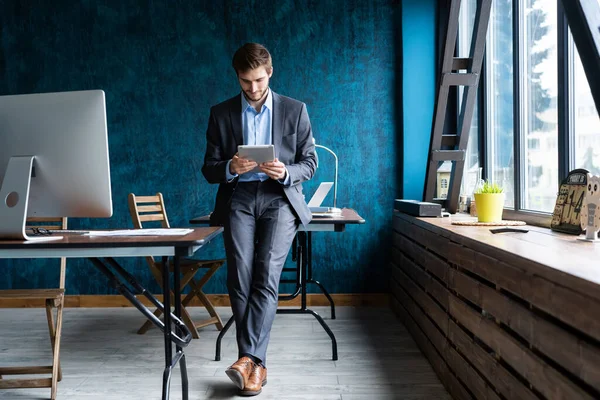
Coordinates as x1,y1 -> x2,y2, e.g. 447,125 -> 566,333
202,91 -> 317,227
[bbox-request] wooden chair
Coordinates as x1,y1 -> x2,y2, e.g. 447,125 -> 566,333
0,217 -> 67,400
128,193 -> 224,339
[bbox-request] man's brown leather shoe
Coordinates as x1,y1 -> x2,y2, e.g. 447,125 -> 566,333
225,356 -> 255,390
240,363 -> 267,396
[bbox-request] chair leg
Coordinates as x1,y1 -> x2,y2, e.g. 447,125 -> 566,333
179,303 -> 200,339
196,290 -> 224,330
45,299 -> 62,382
137,307 -> 164,334
45,297 -> 64,400
51,300 -> 64,400
186,265 -> 224,331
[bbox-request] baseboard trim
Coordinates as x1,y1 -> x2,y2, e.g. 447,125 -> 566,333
0,293 -> 390,308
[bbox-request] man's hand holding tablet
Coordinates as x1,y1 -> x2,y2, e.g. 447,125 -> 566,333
233,145 -> 279,176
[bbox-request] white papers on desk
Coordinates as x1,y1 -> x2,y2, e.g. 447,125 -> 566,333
85,228 -> 194,237
311,213 -> 336,218
311,210 -> 343,218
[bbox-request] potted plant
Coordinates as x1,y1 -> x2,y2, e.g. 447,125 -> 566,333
473,181 -> 505,222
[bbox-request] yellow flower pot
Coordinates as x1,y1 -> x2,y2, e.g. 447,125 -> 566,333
474,193 -> 505,223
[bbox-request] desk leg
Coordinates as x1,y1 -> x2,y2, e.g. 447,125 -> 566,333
161,256 -> 173,400
277,231 -> 338,360
173,255 -> 188,400
215,315 -> 235,361
305,232 -> 336,319
87,257 -> 189,400
214,232 -> 339,362
160,255 -> 189,400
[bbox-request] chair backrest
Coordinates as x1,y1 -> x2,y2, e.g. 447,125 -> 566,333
26,217 -> 68,288
128,193 -> 169,267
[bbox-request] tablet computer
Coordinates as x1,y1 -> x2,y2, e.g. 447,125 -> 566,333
238,145 -> 275,172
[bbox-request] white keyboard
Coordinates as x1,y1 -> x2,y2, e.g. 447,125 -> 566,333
48,229 -> 89,234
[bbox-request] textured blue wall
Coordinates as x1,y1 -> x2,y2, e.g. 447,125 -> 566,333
402,0 -> 436,200
0,1 -> 425,295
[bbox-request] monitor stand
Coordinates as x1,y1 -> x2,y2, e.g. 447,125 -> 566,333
0,156 -> 63,241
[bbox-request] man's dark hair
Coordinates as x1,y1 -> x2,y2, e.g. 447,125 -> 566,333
232,43 -> 273,74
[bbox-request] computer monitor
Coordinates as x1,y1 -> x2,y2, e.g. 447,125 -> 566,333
0,90 -> 112,240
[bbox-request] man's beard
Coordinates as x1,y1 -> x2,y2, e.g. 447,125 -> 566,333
245,88 -> 268,102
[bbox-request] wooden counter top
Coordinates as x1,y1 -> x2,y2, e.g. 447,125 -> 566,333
394,211 -> 600,302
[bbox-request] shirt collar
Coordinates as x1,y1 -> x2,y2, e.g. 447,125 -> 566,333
241,88 -> 272,113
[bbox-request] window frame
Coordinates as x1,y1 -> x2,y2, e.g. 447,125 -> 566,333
458,0 -> 581,227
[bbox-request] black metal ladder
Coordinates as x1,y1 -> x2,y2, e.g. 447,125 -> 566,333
423,0 -> 492,212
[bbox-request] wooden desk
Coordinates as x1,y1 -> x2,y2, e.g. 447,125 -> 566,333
190,208 -> 365,361
0,227 -> 222,400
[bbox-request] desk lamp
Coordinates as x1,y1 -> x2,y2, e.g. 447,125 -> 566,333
313,139 -> 341,213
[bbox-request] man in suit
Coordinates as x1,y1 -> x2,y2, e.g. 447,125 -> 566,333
202,42 -> 316,396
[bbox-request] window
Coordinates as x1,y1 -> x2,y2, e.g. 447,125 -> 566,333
456,0 -> 596,219
521,0 -> 558,213
487,0 -> 515,208
570,31 -> 600,174
528,138 -> 540,150
458,0 -> 481,197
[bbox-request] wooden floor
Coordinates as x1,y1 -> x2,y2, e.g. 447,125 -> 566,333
0,306 -> 450,400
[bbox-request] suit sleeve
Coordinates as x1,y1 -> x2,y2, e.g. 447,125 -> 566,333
286,103 -> 317,185
202,108 -> 231,184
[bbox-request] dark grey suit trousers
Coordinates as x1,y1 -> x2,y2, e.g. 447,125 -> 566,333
224,179 -> 298,365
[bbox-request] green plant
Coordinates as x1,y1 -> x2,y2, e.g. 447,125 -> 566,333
474,180 -> 504,194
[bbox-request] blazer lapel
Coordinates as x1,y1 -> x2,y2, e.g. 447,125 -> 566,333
272,91 -> 285,159
230,94 -> 243,148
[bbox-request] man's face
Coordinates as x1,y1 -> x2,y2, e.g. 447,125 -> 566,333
238,66 -> 272,102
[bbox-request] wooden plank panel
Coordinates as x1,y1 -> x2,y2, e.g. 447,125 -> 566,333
394,216 -> 452,260
393,212 -> 600,399
394,249 -> 449,311
449,296 -> 595,400
392,248 -> 429,288
393,280 -> 500,400
450,268 -> 600,392
444,345 -> 502,400
390,281 -> 447,359
391,295 -> 473,400
404,220 -> 600,344
526,275 -> 600,343
448,320 -> 538,400
392,262 -> 448,336
394,232 -> 449,284
447,240 -> 600,344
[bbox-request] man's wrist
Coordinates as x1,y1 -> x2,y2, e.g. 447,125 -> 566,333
279,168 -> 291,185
226,160 -> 238,181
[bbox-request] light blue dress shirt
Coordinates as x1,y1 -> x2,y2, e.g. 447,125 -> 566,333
226,89 -> 290,184
239,89 -> 272,182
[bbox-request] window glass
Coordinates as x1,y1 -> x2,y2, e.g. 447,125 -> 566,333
458,0 -> 480,197
487,0 -> 515,208
570,31 -> 600,174
521,0 -> 558,212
